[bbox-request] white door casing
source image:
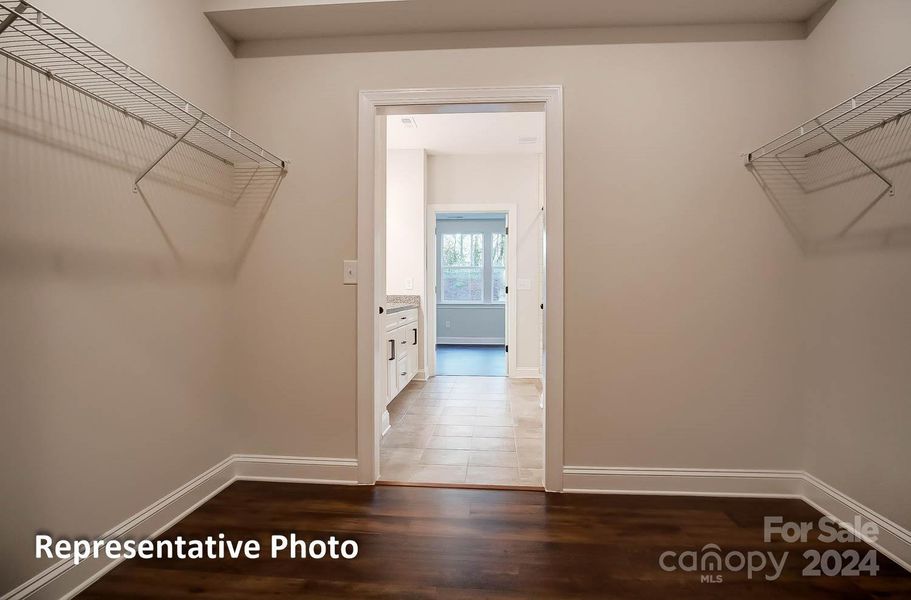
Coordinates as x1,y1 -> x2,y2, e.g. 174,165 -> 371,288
356,86 -> 564,491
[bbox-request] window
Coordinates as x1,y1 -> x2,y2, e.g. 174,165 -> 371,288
440,233 -> 484,302
491,232 -> 506,303
438,223 -> 507,304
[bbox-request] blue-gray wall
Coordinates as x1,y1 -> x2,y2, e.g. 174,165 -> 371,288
437,304 -> 505,344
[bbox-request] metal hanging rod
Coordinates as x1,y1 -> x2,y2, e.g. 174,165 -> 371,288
0,0 -> 286,172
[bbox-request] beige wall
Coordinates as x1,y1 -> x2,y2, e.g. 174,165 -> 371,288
801,0 -> 911,530
7,1 -> 911,595
228,40 -> 808,471
0,0 -> 237,591
428,153 -> 543,373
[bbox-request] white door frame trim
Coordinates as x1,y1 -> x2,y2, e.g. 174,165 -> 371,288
356,86 -> 564,491
426,203 -> 518,379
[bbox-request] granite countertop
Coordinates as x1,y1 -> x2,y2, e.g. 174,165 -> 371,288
386,294 -> 420,314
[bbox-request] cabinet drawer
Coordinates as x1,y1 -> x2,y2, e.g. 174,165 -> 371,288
386,308 -> 418,331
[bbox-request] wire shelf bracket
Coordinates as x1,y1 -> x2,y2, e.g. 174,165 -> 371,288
0,0 -> 287,189
814,118 -> 894,195
134,119 -> 200,192
745,63 -> 911,245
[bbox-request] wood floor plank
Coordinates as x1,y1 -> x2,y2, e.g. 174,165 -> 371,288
78,482 -> 911,598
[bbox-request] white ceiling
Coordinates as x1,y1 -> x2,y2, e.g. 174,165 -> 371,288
386,112 -> 545,155
205,0 -> 831,43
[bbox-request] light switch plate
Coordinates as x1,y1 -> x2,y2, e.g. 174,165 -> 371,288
405,278 -> 414,290
343,260 -> 358,284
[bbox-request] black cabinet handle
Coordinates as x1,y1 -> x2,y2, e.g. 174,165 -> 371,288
389,340 -> 395,361
412,328 -> 418,345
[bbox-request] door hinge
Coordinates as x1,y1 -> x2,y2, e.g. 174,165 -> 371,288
505,286 -> 508,294
505,345 -> 509,352
505,226 -> 509,234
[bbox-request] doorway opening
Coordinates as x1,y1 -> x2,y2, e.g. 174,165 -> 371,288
356,86 -> 564,492
379,107 -> 544,487
434,211 -> 508,377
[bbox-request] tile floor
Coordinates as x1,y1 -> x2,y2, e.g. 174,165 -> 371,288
380,376 -> 544,487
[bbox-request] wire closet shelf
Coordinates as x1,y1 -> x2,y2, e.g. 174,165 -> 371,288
0,0 -> 286,181
745,64 -> 911,247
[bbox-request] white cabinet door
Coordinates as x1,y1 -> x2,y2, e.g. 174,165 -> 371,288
396,354 -> 410,392
386,335 -> 399,404
395,327 -> 411,391
407,326 -> 419,380
386,317 -> 420,404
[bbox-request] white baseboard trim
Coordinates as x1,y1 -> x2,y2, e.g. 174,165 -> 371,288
3,455 -> 359,600
233,454 -> 359,485
563,466 -> 805,498
512,367 -> 541,379
563,466 -> 911,572
3,456 -> 236,600
800,473 -> 911,572
8,460 -> 907,599
380,409 -> 392,436
437,337 -> 504,345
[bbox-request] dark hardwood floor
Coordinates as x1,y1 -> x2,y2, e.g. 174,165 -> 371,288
80,482 -> 911,598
